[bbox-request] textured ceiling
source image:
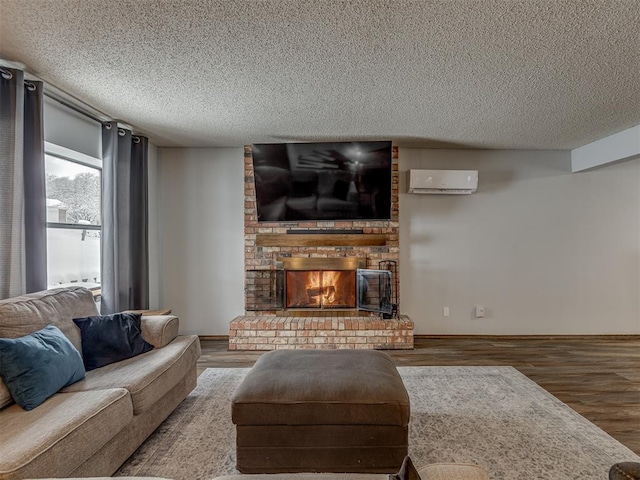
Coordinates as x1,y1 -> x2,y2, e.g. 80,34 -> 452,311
1,0 -> 639,149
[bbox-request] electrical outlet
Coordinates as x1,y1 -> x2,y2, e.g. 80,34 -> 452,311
475,306 -> 485,318
443,307 -> 450,317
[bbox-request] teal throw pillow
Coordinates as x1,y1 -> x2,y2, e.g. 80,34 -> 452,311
0,325 -> 85,410
73,312 -> 154,371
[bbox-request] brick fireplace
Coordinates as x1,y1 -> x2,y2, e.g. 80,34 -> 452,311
229,145 -> 414,350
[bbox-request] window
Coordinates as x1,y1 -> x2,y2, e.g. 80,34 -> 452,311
45,142 -> 101,290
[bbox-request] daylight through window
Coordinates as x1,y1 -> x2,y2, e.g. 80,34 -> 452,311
45,147 -> 101,291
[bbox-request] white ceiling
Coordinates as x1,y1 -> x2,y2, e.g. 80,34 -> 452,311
1,0 -> 639,150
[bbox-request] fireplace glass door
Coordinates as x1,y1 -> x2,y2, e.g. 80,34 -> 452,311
286,270 -> 356,309
356,269 -> 393,315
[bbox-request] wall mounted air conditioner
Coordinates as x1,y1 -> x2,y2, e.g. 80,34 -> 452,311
408,169 -> 478,194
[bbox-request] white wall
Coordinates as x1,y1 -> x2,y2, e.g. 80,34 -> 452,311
399,149 -> 640,334
153,146 -> 640,335
156,147 -> 245,335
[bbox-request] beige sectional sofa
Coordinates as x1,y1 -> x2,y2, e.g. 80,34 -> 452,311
0,287 -> 201,479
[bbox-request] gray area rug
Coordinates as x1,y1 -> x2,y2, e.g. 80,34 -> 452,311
117,366 -> 639,480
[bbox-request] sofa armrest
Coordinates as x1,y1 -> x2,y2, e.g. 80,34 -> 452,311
141,315 -> 179,348
610,463 -> 640,480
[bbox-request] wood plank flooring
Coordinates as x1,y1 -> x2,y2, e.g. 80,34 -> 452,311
197,336 -> 640,455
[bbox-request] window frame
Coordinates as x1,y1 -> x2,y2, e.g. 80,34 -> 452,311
44,141 -> 102,232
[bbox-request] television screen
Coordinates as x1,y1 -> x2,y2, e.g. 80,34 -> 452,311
251,141 -> 392,222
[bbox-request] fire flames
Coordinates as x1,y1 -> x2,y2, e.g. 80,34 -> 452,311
305,271 -> 341,305
286,269 -> 355,309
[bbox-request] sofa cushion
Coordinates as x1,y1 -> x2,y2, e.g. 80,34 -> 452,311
0,388 -> 132,479
62,335 -> 200,414
0,380 -> 12,409
417,464 -> 488,480
390,456 -> 421,480
73,313 -> 154,371
0,325 -> 85,410
0,287 -> 99,353
0,287 -> 98,410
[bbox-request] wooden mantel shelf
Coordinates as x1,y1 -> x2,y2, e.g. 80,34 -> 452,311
256,233 -> 387,247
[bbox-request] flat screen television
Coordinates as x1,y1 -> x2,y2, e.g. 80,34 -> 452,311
251,141 -> 392,222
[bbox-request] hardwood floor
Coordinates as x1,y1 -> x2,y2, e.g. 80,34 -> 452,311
197,336 -> 640,455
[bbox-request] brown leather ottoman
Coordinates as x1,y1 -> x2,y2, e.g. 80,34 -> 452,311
231,349 -> 410,474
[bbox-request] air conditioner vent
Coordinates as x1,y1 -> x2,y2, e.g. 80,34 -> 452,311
408,170 -> 478,194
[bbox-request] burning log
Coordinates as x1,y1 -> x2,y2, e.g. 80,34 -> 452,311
307,285 -> 336,303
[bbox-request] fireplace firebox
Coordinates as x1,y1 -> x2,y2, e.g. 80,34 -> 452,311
245,257 -> 393,315
286,270 -> 356,309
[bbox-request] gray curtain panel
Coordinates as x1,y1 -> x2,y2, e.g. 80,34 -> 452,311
101,122 -> 149,313
23,79 -> 47,293
0,67 -> 46,299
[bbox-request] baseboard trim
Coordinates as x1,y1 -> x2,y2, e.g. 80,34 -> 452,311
414,334 -> 640,340
200,334 -> 639,341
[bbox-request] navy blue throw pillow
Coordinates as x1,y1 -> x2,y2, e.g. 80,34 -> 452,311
0,325 -> 85,410
73,313 -> 154,371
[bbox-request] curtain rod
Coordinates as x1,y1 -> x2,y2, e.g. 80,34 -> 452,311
2,61 -> 144,136
43,84 -> 111,125
0,60 -> 111,125
43,83 -> 137,134
43,88 -> 139,138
